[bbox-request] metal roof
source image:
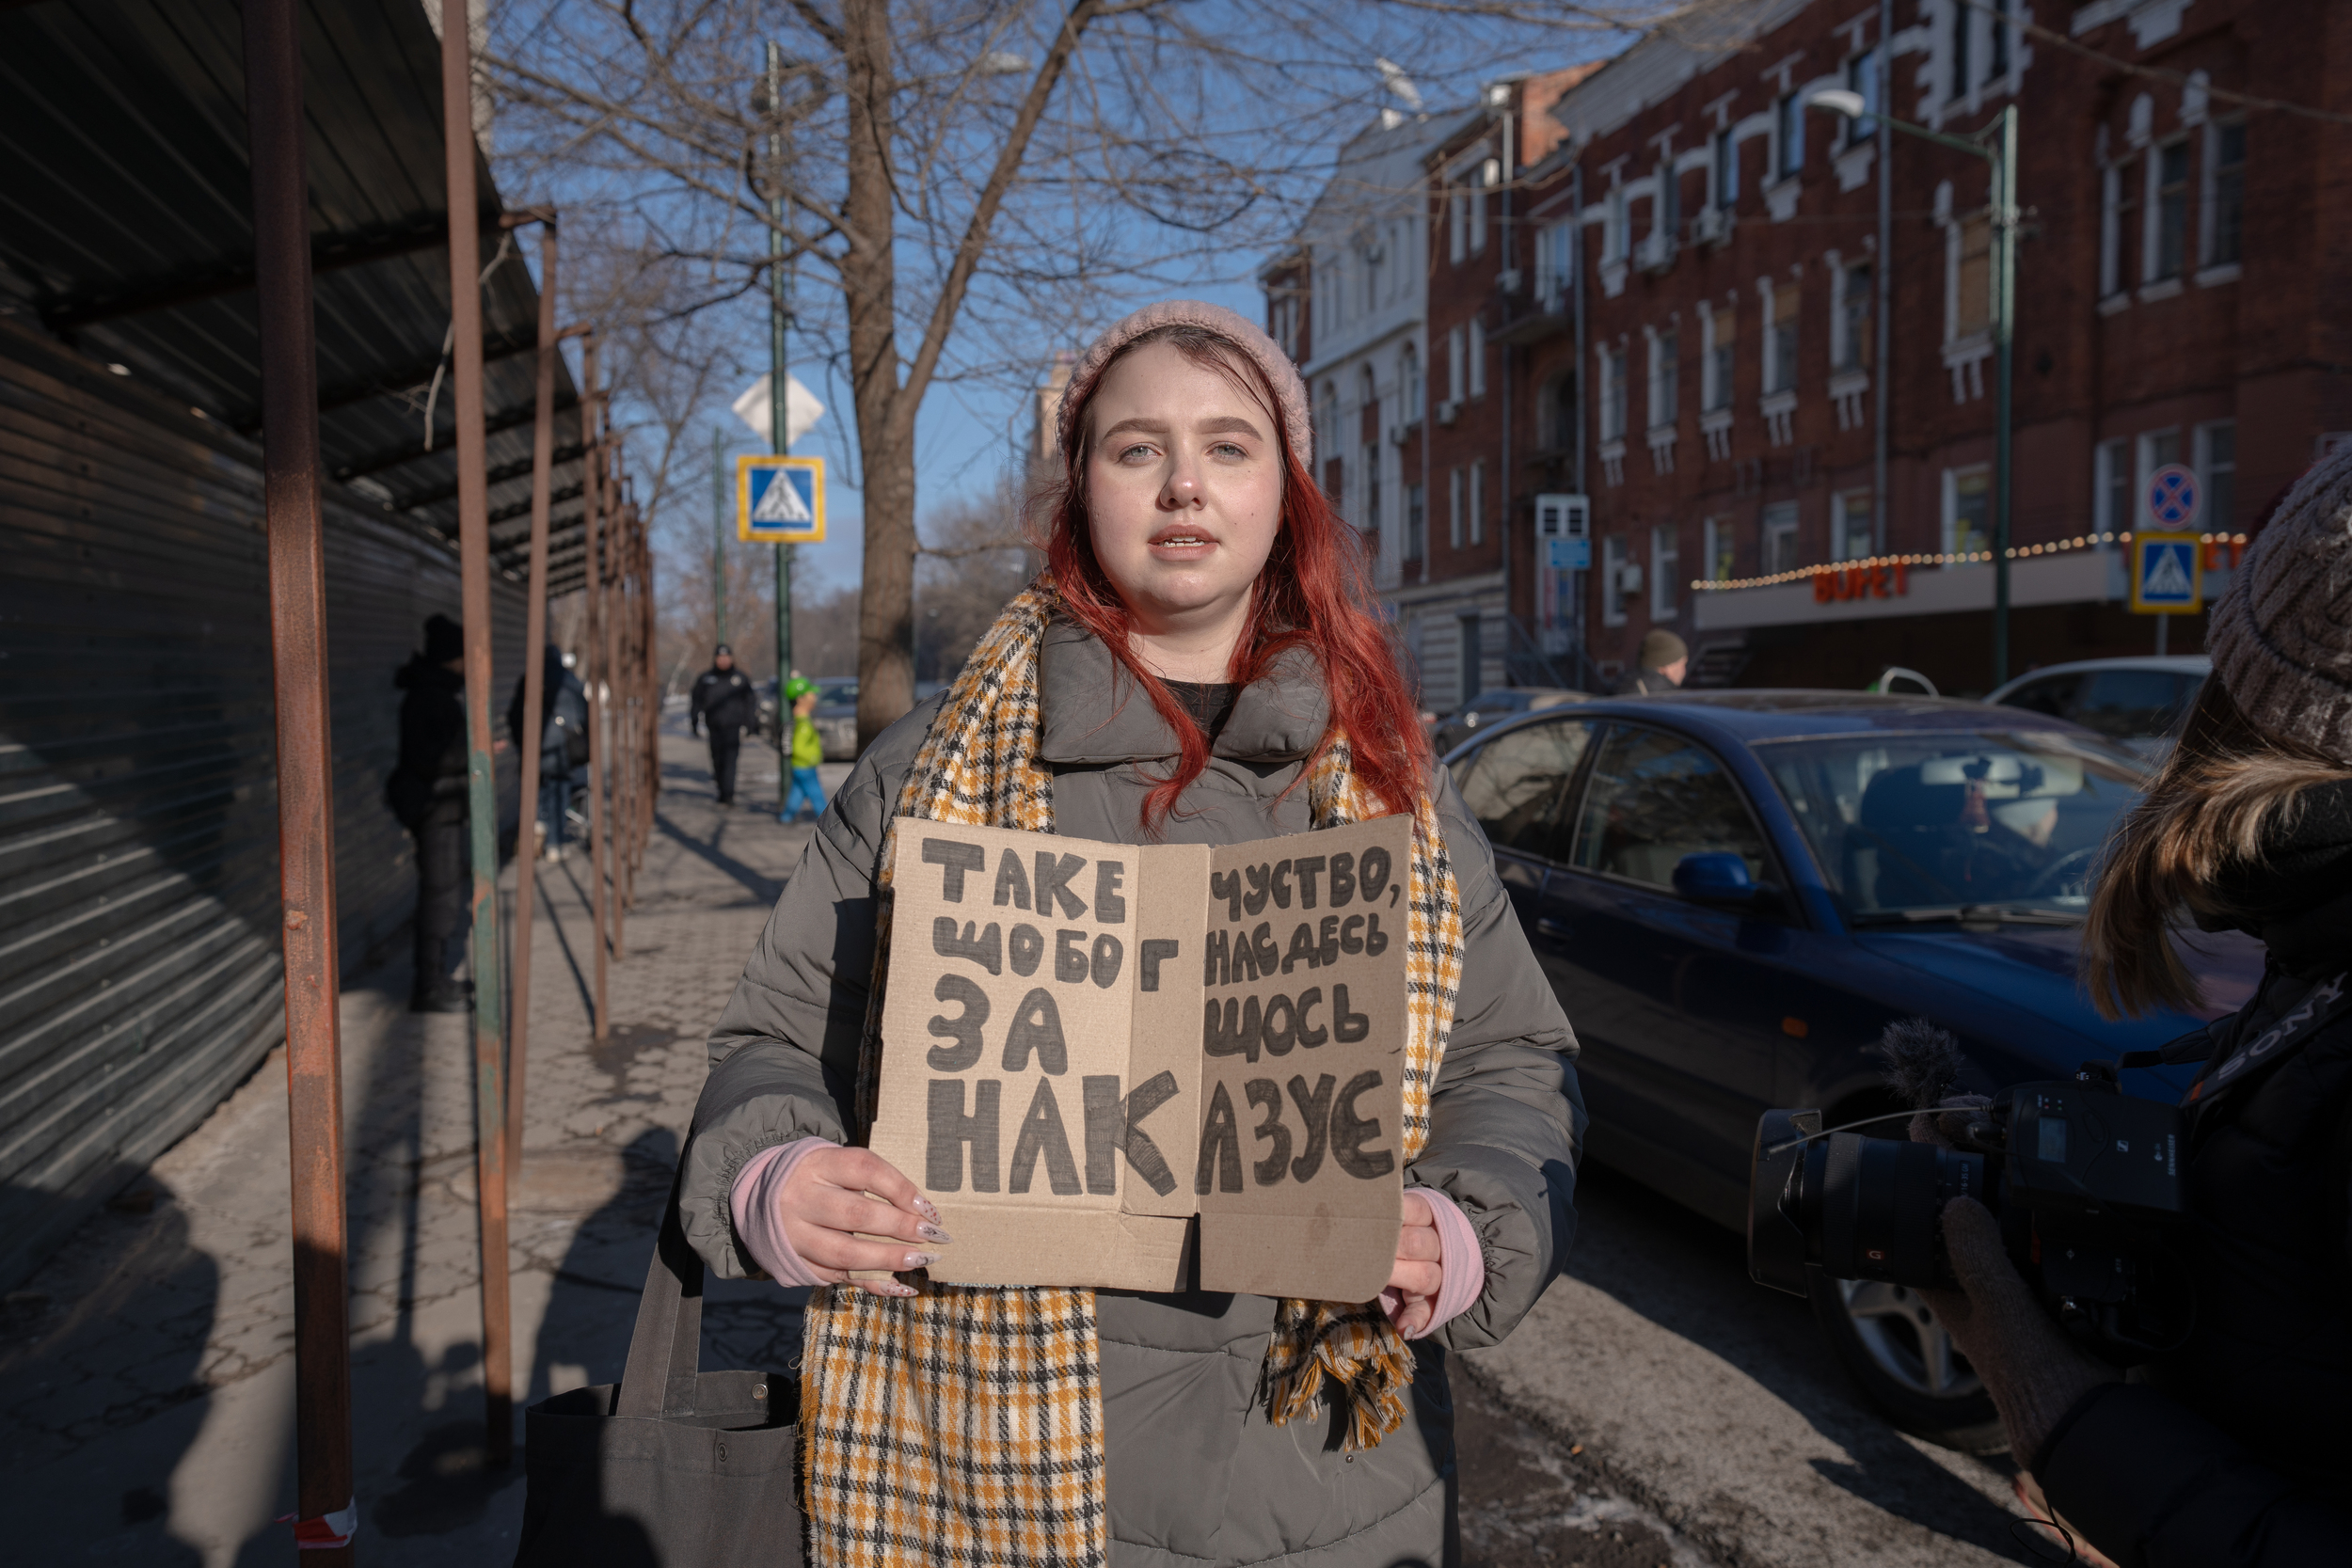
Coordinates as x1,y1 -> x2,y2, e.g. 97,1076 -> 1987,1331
0,0 -> 596,594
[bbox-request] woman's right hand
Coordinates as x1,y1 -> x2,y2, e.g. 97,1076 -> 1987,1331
768,1145 -> 950,1297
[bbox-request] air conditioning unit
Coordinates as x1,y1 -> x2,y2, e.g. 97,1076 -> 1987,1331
1691,206 -> 1728,245
1616,562 -> 1645,596
1436,399 -> 1462,426
1634,230 -> 1676,274
1496,268 -> 1524,294
1389,423 -> 1413,447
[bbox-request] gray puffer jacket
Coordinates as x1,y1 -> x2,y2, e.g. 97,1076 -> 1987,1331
679,621 -> 1585,1568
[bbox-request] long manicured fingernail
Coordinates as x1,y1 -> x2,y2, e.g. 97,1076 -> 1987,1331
917,1223 -> 953,1244
903,1251 -> 939,1270
882,1281 -> 917,1297
912,1196 -> 941,1224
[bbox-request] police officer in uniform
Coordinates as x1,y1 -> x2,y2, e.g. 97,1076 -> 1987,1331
690,644 -> 757,805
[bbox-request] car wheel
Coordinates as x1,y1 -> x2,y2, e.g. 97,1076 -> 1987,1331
1807,1269 -> 2006,1452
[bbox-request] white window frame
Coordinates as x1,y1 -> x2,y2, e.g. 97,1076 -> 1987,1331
1471,159 -> 1495,255
2099,159 -> 2134,299
1597,344 -> 1628,442
1448,467 -> 1465,549
1842,48 -> 1881,149
1836,489 -> 1874,561
2195,419 -> 2236,532
1702,516 -> 1734,582
1601,534 -> 1630,626
1943,464 -> 1992,556
1446,325 -> 1465,404
1470,460 -> 1485,546
1646,325 -> 1678,433
1401,343 -> 1422,424
1762,501 -> 1801,576
1602,187 -> 1629,264
1449,187 -> 1470,263
1468,327 -> 1486,397
1711,128 -> 1739,211
2200,118 -> 2246,272
2094,436 -> 2131,536
1773,91 -> 1804,182
2145,137 -> 2189,285
1650,523 -> 1679,620
2136,427 -> 2182,507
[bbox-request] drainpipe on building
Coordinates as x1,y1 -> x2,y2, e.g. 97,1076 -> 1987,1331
1875,0 -> 1892,556
1571,161 -> 1587,685
1498,96 -> 1515,672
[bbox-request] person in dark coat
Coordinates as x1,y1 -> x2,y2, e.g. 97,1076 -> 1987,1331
508,644 -> 591,861
1611,627 -> 1686,694
689,644 -> 757,805
1915,448 -> 2352,1565
389,613 -> 471,1013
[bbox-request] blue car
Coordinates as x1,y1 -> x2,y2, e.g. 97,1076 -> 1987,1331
1442,689 -> 2262,1449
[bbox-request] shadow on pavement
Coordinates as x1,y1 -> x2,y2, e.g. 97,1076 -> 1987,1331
653,811 -> 784,907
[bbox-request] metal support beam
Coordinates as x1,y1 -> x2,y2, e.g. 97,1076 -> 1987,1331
241,0 -> 354,1557
582,348 -> 610,1044
440,0 -> 513,1470
507,218 -> 558,1190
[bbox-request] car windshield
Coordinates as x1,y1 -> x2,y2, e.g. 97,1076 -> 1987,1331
1756,730 -> 2149,923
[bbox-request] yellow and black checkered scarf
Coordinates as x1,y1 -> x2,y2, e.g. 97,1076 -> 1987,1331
799,576 -> 1466,1566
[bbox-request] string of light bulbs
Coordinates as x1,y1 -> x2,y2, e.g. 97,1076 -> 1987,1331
1687,530 -> 2250,594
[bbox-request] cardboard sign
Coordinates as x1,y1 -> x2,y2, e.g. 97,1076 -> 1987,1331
867,816 -> 1413,1301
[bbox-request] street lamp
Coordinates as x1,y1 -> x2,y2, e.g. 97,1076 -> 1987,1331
1809,88 -> 2019,689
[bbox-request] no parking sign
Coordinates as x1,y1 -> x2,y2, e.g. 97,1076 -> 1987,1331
2145,463 -> 2201,530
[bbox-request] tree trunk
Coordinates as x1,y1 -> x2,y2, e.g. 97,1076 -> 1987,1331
840,0 -> 915,750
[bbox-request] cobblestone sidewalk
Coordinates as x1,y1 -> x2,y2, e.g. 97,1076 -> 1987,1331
0,722 -> 842,1564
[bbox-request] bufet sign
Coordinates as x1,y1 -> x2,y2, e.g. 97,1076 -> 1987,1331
867,816 -> 1411,1301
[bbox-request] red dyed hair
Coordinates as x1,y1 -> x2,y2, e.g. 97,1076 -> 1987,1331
1033,323 -> 1430,829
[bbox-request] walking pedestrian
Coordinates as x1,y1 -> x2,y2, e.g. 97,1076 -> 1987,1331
688,643 -> 756,805
1611,627 -> 1687,694
507,643 -> 590,861
1910,447 -> 2352,1564
779,675 -> 826,823
677,301 -> 1583,1565
386,613 -> 470,1013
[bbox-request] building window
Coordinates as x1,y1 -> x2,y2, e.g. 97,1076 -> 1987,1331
1837,490 -> 1874,560
1599,346 -> 1628,442
1405,483 -> 1426,562
1775,92 -> 1804,181
1703,309 -> 1735,412
1703,516 -> 1735,581
2102,156 -> 2140,297
1946,466 -> 1991,556
1602,535 -> 1629,626
1448,467 -> 1464,550
1468,326 -> 1486,397
2137,427 -> 2181,505
1988,0 -> 2011,82
1712,128 -> 1739,210
1471,159 -> 1495,255
1836,261 -> 1873,371
1651,523 -> 1679,619
1765,286 -> 1798,396
1951,0 -> 1971,99
1648,326 -> 1678,431
2096,437 -> 2131,535
1535,220 -> 1575,309
2204,120 -> 2246,268
1446,326 -> 1465,404
1602,187 -> 1629,263
1763,501 -> 1801,575
2196,420 -> 2236,531
1653,160 -> 1680,244
1362,437 -> 1382,551
1844,48 -> 1881,147
1954,210 -> 1992,339
2152,138 -> 2189,281
1449,186 -> 1470,264
1470,460 -> 1485,545
1401,343 -> 1422,424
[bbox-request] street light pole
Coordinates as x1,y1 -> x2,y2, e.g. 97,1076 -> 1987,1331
765,40 -> 793,815
1809,90 -> 2019,688
712,424 -> 729,649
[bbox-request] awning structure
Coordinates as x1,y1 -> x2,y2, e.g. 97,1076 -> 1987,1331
0,0 -> 593,594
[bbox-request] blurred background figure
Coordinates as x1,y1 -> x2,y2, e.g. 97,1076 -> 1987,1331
1613,629 -> 1687,696
782,676 -> 826,824
386,613 -> 470,1013
509,643 -> 590,862
690,643 -> 756,805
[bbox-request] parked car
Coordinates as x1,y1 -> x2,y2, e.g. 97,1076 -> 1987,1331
1441,689 -> 2261,1449
1987,656 -> 2209,754
1427,687 -> 1586,756
755,675 -> 861,760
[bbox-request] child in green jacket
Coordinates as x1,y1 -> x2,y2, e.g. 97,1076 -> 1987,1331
781,677 -> 827,823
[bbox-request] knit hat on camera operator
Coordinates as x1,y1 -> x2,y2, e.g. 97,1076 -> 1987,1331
2206,443 -> 2352,761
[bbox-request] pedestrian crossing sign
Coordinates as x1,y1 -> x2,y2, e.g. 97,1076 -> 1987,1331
737,454 -> 826,543
2130,530 -> 2201,614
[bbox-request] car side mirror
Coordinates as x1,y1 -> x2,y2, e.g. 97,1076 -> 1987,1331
1673,850 -> 1776,911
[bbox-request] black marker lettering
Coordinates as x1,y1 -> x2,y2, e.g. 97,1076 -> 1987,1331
1293,855 -> 1327,909
1358,847 -> 1391,904
1330,1069 -> 1394,1179
1295,987 -> 1328,1047
1203,928 -> 1230,987
1139,938 -> 1180,991
926,974 -> 990,1070
1242,863 -> 1271,916
1328,851 -> 1356,909
1090,933 -> 1124,989
993,848 -> 1032,910
1282,922 -> 1318,974
1035,851 -> 1089,919
1210,868 -> 1243,924
1286,1073 -> 1335,1181
1093,861 -> 1127,924
1007,1077 -> 1081,1196
1340,915 -> 1365,956
1365,911 -> 1390,958
921,838 -> 986,901
1259,993 -> 1298,1056
1009,923 -> 1044,976
931,916 -> 1002,975
1269,859 -> 1293,910
927,1078 -> 1000,1192
1195,1081 -> 1244,1195
1001,987 -> 1068,1073
1332,984 -> 1370,1043
1054,927 -> 1089,983
1246,1079 -> 1292,1186
1203,996 -> 1263,1061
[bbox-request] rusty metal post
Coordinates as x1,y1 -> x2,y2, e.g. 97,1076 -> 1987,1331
438,0 -> 513,1468
605,445 -> 628,962
504,216 -> 557,1185
582,340 -> 610,1042
242,0 -> 356,1556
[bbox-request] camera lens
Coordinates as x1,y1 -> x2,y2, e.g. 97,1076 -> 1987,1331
1812,1132 -> 1988,1287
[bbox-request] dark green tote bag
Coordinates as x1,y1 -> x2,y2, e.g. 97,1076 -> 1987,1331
514,1201 -> 803,1566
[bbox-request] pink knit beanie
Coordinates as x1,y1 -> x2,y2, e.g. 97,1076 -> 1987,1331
1054,299 -> 1312,468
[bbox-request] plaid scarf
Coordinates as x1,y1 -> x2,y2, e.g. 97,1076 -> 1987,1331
799,576 -> 1466,1566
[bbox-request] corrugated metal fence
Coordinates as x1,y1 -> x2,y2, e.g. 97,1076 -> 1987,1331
0,319 -> 524,1288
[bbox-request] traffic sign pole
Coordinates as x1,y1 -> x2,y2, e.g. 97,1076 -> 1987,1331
766,41 -> 792,817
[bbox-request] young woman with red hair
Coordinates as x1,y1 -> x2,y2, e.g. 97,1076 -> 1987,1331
676,301 -> 1583,1567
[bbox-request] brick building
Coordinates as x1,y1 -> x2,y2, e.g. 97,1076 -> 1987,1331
1270,0 -> 2352,699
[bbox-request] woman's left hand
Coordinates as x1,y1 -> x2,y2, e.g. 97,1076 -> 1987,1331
1387,1190 -> 1442,1338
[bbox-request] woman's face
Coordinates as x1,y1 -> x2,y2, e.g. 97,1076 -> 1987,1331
1082,341 -> 1284,638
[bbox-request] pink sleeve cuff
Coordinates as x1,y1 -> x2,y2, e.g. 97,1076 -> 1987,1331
729,1137 -> 834,1287
1379,1186 -> 1485,1339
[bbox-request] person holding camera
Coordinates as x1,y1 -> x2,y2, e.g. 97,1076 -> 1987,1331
1921,451 -> 2352,1565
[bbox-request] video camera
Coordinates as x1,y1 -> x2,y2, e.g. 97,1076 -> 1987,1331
1748,1022 -> 2194,1363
